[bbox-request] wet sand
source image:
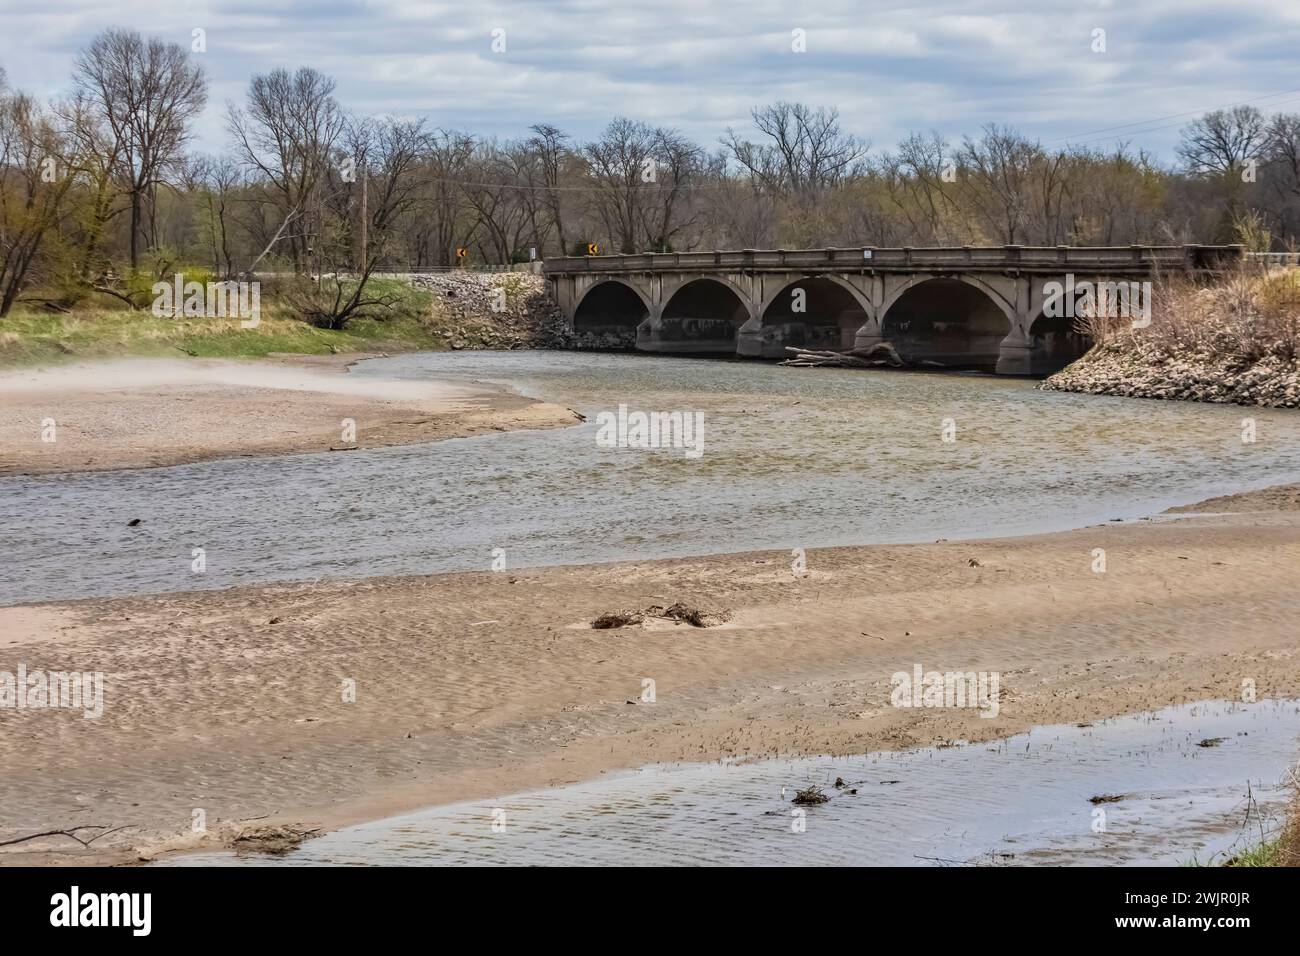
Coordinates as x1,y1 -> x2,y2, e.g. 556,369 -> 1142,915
0,354 -> 581,476
165,699 -> 1300,867
1,485 -> 1299,864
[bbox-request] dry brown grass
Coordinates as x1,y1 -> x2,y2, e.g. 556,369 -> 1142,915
1079,264 -> 1300,365
1278,788 -> 1300,867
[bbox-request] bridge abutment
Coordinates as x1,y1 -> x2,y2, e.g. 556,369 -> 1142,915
853,314 -> 885,351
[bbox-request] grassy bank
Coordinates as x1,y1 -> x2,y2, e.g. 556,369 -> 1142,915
1187,787 -> 1300,867
1254,791 -> 1300,866
0,278 -> 447,367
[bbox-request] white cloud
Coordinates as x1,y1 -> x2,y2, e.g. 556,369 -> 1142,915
0,0 -> 1296,159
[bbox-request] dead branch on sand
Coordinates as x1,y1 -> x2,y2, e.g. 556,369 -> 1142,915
0,824 -> 135,849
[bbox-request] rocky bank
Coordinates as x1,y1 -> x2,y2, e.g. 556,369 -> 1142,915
1041,335 -> 1300,407
406,272 -> 635,351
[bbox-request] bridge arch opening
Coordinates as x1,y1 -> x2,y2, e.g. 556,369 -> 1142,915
881,278 -> 1011,372
573,280 -> 649,344
760,277 -> 868,352
659,279 -> 750,348
1027,311 -> 1093,374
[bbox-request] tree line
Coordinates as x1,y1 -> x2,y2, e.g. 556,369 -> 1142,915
4,28 -> 1300,320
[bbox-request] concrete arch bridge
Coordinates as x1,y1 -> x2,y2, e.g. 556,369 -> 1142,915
544,245 -> 1241,374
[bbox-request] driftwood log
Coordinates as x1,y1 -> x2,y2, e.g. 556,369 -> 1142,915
779,342 -> 906,368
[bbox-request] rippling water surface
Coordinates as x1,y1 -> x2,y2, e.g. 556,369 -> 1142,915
4,351 -> 1300,604
167,699 -> 1300,867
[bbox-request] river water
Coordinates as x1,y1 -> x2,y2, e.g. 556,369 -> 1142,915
166,698 -> 1300,867
4,350 -> 1300,605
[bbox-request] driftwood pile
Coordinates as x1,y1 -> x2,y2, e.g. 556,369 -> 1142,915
791,785 -> 830,805
591,602 -> 730,630
779,342 -> 907,369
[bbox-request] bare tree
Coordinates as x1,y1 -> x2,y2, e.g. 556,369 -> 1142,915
957,125 -> 1041,244
228,66 -> 344,272
460,139 -> 534,263
1177,106 -> 1268,229
697,150 -> 778,247
1056,145 -> 1167,245
723,102 -> 868,196
352,117 -> 427,266
583,117 -> 658,253
74,28 -> 206,270
876,131 -> 964,243
583,118 -> 703,253
641,127 -> 702,251
527,124 -> 570,255
415,128 -> 476,266
1261,113 -> 1300,241
1265,113 -> 1300,199
1178,106 -> 1268,178
1031,147 -> 1071,245
290,116 -> 427,328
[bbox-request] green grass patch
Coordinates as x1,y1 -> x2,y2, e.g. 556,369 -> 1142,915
0,278 -> 447,366
1180,838 -> 1284,867
1222,840 -> 1282,867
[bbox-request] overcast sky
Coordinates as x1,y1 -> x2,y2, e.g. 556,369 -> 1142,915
3,0 -> 1299,160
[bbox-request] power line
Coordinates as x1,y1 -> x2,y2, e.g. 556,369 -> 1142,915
1057,98 -> 1300,151
1040,85 -> 1300,146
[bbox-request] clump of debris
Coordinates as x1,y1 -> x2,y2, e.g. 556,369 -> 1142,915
659,602 -> 717,626
590,602 -> 730,630
591,609 -> 646,629
791,786 -> 830,805
228,824 -> 322,856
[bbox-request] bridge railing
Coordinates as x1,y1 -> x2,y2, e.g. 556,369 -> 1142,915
1246,252 -> 1300,269
542,245 -> 1243,274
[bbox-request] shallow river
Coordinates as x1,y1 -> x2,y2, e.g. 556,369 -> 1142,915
4,350 -> 1300,605
168,699 -> 1300,867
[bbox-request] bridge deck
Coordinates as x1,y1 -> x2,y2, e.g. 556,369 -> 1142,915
544,244 -> 1243,276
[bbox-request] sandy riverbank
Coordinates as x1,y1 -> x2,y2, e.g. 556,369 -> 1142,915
0,354 -> 581,476
1,483 -> 1298,864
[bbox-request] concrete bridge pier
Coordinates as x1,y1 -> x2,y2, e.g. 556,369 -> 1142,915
735,315 -> 796,359
853,314 -> 886,352
735,315 -> 764,357
995,331 -> 1035,375
997,276 -> 1036,375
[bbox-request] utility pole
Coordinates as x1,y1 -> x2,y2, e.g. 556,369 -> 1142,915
312,179 -> 322,288
359,161 -> 368,273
